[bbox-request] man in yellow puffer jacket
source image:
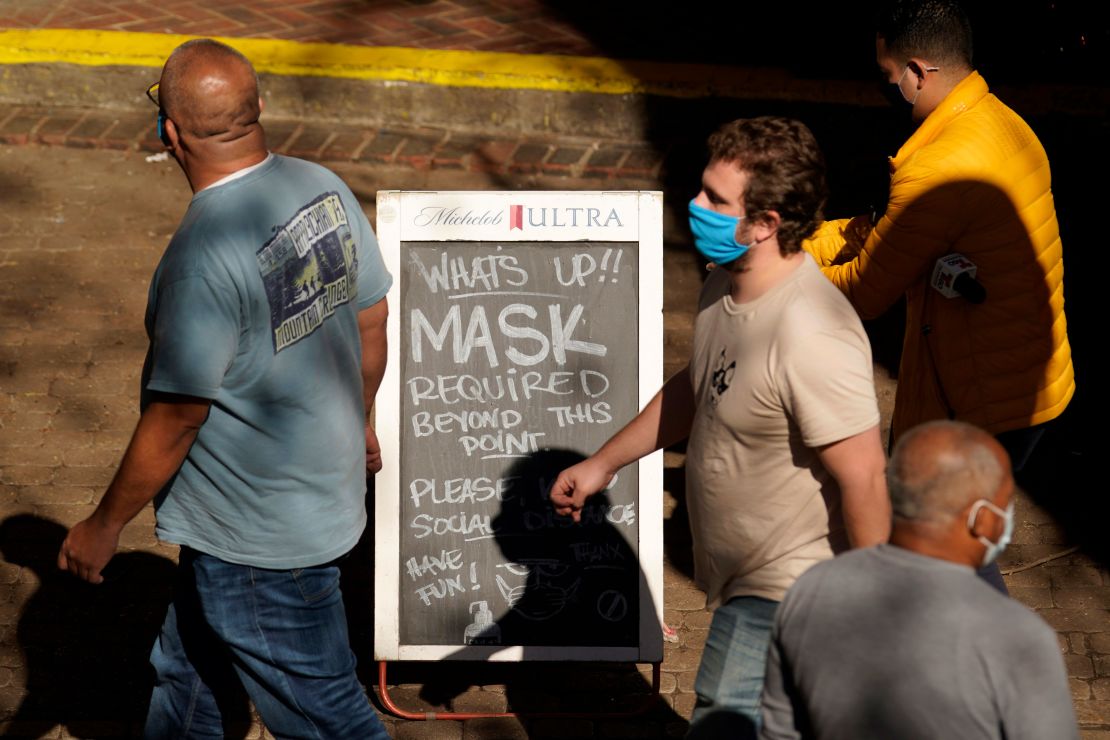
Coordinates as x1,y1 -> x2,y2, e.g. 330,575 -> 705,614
804,0 -> 1074,464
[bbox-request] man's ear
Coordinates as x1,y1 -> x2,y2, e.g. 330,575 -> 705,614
163,117 -> 181,150
753,210 -> 782,243
905,58 -> 931,87
967,505 -> 1003,541
259,97 -> 265,114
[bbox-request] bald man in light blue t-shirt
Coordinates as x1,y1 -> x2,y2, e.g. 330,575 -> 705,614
58,39 -> 392,739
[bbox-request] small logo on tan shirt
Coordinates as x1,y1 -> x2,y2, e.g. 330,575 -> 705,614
710,348 -> 736,407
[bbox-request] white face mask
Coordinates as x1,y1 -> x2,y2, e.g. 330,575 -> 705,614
895,64 -> 940,106
966,499 -> 1015,567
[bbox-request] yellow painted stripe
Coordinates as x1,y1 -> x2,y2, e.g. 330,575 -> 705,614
0,28 -> 750,98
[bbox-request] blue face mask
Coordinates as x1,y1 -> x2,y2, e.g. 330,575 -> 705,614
688,199 -> 751,264
967,499 -> 1014,567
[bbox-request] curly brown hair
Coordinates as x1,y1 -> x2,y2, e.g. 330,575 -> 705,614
707,117 -> 827,255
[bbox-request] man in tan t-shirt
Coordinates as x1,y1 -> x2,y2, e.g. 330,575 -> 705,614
551,117 -> 890,738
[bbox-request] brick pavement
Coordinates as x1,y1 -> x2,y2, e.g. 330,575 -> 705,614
2,133 -> 1109,737
0,141 -> 704,739
1,0 -> 1102,89
0,102 -> 669,182
0,0 -> 873,74
1,4 -> 1108,736
0,0 -> 601,55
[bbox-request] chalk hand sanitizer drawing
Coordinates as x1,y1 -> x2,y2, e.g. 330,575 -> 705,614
463,601 -> 502,645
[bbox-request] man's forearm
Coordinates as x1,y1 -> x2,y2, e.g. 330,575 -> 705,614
363,351 -> 386,417
60,395 -> 210,583
817,425 -> 891,548
93,399 -> 208,530
549,367 -> 696,521
593,367 -> 695,473
359,298 -> 388,417
840,471 -> 892,548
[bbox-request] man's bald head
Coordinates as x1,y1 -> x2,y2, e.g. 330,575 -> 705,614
159,39 -> 261,141
888,420 -> 1009,524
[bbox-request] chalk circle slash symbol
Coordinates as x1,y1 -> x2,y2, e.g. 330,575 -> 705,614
597,590 -> 628,622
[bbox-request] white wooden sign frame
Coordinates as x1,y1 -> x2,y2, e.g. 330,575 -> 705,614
374,190 -> 664,662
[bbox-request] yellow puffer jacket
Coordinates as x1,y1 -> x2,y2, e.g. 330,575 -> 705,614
804,71 -> 1074,441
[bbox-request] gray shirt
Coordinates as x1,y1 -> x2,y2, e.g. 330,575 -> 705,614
760,544 -> 1078,740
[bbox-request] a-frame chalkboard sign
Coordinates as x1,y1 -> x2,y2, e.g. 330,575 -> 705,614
375,191 -> 664,666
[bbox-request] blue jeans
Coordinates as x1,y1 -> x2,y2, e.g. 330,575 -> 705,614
143,548 -> 389,739
687,596 -> 779,739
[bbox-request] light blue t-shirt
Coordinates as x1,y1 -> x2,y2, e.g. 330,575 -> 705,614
142,154 -> 392,568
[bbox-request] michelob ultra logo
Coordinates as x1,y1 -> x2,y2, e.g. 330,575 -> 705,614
413,206 -> 503,227
508,205 -> 624,230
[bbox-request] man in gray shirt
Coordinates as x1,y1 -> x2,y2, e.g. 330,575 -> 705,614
760,420 -> 1077,740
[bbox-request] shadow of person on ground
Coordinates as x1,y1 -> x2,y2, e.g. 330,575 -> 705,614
1010,403 -> 1100,562
0,515 -> 184,738
399,449 -> 682,735
661,463 -> 696,583
1013,113 -> 1102,569
339,480 -> 386,698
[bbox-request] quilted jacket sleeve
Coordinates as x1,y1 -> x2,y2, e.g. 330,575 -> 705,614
803,216 -> 874,267
816,163 -> 962,319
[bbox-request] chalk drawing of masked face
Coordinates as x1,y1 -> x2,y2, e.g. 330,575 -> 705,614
495,560 -> 580,621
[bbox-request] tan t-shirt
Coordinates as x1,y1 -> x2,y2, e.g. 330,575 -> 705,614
687,255 -> 879,607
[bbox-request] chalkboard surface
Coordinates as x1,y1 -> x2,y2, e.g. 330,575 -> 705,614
375,192 -> 663,662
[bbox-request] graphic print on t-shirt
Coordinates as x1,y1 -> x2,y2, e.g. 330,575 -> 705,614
256,192 -> 358,353
710,347 -> 735,408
